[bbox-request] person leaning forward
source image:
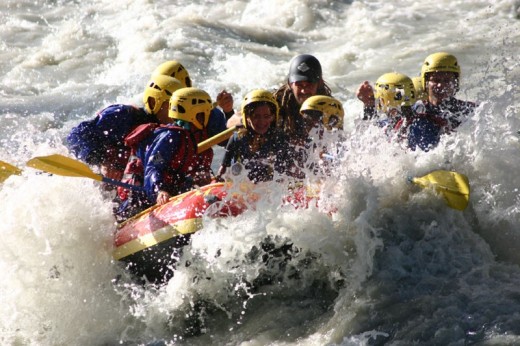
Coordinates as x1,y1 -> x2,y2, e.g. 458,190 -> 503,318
67,74 -> 184,183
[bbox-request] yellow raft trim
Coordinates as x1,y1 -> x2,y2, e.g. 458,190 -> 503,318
113,218 -> 202,260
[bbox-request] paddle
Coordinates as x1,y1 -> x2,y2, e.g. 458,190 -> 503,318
0,160 -> 22,183
409,170 -> 470,211
197,125 -> 239,153
24,127 -> 240,190
26,154 -> 144,191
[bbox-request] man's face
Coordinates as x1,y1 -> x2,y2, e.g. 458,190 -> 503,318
290,81 -> 319,105
426,71 -> 458,102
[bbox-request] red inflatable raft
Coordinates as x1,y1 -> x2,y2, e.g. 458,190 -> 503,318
113,181 -> 319,283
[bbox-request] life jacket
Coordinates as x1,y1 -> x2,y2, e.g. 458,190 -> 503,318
391,110 -> 416,142
230,129 -> 297,183
159,128 -> 206,196
412,98 -> 476,133
437,98 -> 476,131
117,123 -> 157,201
117,123 -> 201,201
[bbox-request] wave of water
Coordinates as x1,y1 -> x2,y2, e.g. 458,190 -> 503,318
1,0 -> 520,345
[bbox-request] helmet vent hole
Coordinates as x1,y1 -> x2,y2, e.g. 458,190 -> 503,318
328,116 -> 339,127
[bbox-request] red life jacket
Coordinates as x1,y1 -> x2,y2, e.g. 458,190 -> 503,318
117,123 -> 203,201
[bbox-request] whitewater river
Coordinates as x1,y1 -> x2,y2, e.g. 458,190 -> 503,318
1,0 -> 520,345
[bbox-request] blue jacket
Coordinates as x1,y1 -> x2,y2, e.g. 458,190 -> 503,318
135,126 -> 200,201
67,104 -> 228,169
407,97 -> 476,151
207,108 -> 228,139
114,122 -> 212,221
67,104 -> 150,168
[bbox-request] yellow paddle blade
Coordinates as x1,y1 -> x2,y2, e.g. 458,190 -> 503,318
197,126 -> 238,154
26,154 -> 103,181
412,170 -> 470,211
0,160 -> 22,183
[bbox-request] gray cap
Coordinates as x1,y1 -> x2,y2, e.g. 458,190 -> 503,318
288,54 -> 322,83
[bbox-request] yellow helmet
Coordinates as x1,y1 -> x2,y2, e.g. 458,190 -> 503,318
169,87 -> 212,130
412,76 -> 427,101
241,89 -> 279,129
420,52 -> 460,90
300,95 -> 344,130
142,75 -> 183,115
152,60 -> 192,88
374,72 -> 417,113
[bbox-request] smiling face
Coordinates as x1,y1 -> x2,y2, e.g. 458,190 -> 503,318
426,71 -> 458,104
246,104 -> 275,135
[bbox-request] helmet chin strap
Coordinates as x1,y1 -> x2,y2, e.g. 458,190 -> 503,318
175,120 -> 192,130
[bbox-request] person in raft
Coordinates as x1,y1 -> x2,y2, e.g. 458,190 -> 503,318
67,74 -> 184,182
67,60 -> 232,183
216,89 -> 303,183
356,72 -> 417,121
226,54 -> 333,146
412,75 -> 427,102
124,88 -> 215,212
152,60 -> 235,134
406,52 -> 477,151
298,95 -> 345,176
357,72 -> 418,142
141,61 -> 232,184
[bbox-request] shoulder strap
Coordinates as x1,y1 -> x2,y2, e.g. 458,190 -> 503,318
124,123 -> 159,149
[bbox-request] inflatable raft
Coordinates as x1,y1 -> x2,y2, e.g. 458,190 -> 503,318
112,181 -> 319,283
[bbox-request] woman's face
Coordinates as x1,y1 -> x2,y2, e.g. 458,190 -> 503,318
247,104 -> 274,135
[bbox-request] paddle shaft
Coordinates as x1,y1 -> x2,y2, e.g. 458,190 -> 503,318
197,126 -> 239,153
102,176 -> 144,191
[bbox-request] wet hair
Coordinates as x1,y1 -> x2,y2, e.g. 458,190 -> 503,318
274,81 -> 332,138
